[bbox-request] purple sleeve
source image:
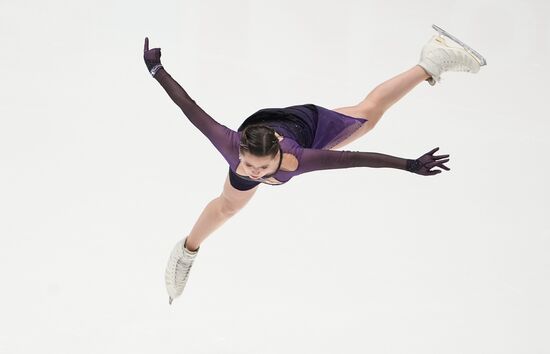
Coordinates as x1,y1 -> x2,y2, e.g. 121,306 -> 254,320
295,147 -> 411,174
154,68 -> 240,168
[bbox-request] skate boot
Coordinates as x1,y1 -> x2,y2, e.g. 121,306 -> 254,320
418,24 -> 486,86
165,237 -> 199,305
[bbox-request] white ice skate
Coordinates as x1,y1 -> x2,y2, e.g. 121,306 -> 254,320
165,237 -> 199,305
419,24 -> 487,86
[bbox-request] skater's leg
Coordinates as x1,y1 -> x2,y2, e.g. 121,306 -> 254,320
165,175 -> 258,304
356,65 -> 430,119
184,175 -> 258,251
331,65 -> 429,149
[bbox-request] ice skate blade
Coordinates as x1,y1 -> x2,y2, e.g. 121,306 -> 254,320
432,24 -> 487,66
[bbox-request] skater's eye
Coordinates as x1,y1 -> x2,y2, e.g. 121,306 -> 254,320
245,163 -> 269,169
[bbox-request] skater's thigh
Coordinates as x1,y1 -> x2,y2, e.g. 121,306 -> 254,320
330,106 -> 379,149
331,105 -> 369,120
219,174 -> 259,215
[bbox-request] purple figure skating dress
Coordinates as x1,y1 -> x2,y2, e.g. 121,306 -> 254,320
228,104 -> 368,190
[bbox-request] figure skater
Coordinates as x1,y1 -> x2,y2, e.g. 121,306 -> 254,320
143,24 -> 486,304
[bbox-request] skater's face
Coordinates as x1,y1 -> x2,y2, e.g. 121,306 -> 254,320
239,151 -> 280,179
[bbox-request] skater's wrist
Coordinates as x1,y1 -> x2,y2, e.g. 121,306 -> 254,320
149,64 -> 164,78
406,159 -> 421,173
150,64 -> 163,77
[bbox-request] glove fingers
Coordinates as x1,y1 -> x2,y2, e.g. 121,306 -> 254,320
144,49 -> 161,64
426,159 -> 449,169
151,48 -> 161,59
439,162 -> 451,171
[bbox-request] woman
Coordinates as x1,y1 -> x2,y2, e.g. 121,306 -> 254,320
143,25 -> 486,305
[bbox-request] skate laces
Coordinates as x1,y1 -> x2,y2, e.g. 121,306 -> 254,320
441,55 -> 474,72
173,254 -> 195,290
434,38 -> 478,72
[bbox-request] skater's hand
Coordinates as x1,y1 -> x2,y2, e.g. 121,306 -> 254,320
144,37 -> 163,76
407,147 -> 450,176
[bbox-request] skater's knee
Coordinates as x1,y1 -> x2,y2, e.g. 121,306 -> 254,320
359,103 -> 384,126
218,196 -> 243,216
359,99 -> 384,117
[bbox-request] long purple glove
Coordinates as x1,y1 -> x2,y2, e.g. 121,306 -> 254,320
406,147 -> 450,176
144,37 -> 163,77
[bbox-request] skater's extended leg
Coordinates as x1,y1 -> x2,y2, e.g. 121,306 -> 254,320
357,65 -> 430,120
331,65 -> 429,149
165,175 -> 258,304
331,26 -> 486,150
184,175 -> 258,251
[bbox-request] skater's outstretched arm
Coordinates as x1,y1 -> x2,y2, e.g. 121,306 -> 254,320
296,147 -> 450,176
152,68 -> 230,137
143,37 -> 239,161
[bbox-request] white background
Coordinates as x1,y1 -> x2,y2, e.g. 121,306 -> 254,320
1,0 -> 549,353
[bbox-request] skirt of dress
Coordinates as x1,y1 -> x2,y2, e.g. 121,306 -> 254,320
312,105 -> 368,150
238,103 -> 368,149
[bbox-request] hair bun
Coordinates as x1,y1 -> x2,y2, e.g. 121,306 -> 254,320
239,124 -> 280,158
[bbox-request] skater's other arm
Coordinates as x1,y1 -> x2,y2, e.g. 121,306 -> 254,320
144,37 -> 239,161
296,147 -> 450,176
152,68 -> 230,138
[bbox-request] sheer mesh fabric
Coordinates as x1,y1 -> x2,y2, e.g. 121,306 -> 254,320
154,68 -> 410,191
